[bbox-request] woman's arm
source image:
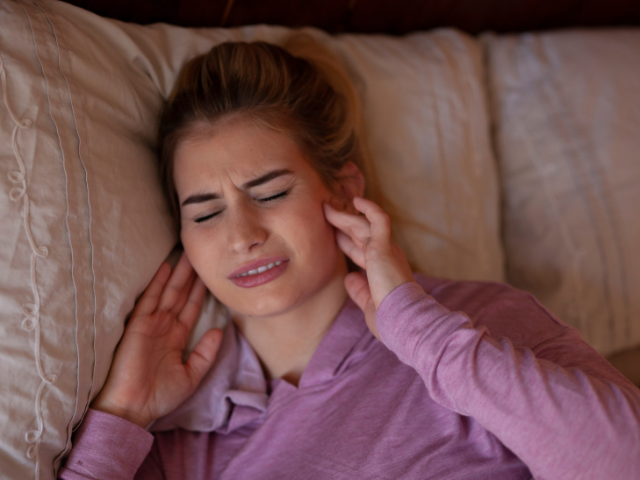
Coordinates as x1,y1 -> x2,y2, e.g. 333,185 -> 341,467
325,197 -> 640,480
58,410 -> 162,480
59,253 -> 223,480
376,279 -> 640,480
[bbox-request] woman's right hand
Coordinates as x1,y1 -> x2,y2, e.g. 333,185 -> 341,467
91,252 -> 223,427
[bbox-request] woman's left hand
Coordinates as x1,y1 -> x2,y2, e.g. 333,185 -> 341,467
324,196 -> 415,340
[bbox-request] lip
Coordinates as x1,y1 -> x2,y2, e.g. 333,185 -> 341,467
228,256 -> 290,289
227,255 -> 290,279
229,260 -> 289,288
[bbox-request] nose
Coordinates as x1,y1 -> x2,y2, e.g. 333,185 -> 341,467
227,203 -> 267,254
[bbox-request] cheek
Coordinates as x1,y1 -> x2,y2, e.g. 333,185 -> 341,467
180,229 -> 223,283
287,197 -> 338,260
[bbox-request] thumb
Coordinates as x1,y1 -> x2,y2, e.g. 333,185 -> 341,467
344,272 -> 379,340
185,328 -> 223,388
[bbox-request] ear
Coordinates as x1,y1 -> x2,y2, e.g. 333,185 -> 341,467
333,161 -> 365,213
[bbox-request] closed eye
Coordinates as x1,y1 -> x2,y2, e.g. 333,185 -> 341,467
194,211 -> 221,223
194,190 -> 288,223
259,190 -> 288,202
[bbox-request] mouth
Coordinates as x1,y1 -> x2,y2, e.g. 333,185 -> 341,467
229,257 -> 289,289
235,260 -> 284,277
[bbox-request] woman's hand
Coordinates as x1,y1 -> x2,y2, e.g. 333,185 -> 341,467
324,196 -> 415,340
91,253 -> 223,427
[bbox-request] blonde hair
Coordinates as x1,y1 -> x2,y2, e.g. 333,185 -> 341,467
157,35 -> 375,221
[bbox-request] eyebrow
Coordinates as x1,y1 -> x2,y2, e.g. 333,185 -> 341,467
181,169 -> 293,207
242,169 -> 293,189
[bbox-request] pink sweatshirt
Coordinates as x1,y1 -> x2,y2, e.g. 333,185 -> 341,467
59,274 -> 640,479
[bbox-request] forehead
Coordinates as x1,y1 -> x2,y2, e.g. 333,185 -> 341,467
173,120 -> 310,187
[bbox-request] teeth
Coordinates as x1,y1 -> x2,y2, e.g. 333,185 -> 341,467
237,261 -> 282,277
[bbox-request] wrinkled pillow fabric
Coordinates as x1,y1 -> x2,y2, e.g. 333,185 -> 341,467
0,1 -> 177,479
484,29 -> 640,356
0,1 -> 503,478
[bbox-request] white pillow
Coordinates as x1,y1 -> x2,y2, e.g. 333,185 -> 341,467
336,32 -> 503,282
0,1 -> 503,478
483,29 -> 640,356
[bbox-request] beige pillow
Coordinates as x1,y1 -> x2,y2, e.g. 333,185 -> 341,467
0,1 -> 176,478
484,29 -> 640,356
0,1 -> 503,478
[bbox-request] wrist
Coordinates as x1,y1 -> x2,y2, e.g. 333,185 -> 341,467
91,397 -> 151,428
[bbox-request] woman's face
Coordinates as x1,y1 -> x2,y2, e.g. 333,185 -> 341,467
174,119 -> 347,318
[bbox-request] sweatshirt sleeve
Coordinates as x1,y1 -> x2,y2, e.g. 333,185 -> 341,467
58,409 -> 163,480
376,280 -> 640,480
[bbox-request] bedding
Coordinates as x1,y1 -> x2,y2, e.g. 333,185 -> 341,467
0,2 -> 177,478
483,29 -> 640,356
0,1 -> 502,478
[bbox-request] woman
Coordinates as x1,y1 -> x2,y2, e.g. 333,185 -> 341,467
60,39 -> 640,479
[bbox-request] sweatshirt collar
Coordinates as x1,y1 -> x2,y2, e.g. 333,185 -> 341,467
297,296 -> 372,388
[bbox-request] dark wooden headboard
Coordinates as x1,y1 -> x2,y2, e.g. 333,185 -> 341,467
61,0 -> 640,35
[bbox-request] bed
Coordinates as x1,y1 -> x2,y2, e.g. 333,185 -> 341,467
1,0 -> 639,478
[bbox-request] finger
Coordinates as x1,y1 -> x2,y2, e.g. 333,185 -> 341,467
344,272 -> 379,339
177,276 -> 208,331
132,262 -> 172,317
184,328 -> 223,388
324,202 -> 372,247
324,202 -> 368,232
335,231 -> 366,269
158,252 -> 194,311
344,272 -> 372,313
170,270 -> 196,317
323,200 -> 346,224
352,197 -> 391,240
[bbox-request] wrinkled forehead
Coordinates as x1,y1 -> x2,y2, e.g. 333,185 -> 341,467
172,119 -> 310,194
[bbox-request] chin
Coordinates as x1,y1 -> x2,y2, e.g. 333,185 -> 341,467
230,292 -> 300,318
226,274 -> 332,318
